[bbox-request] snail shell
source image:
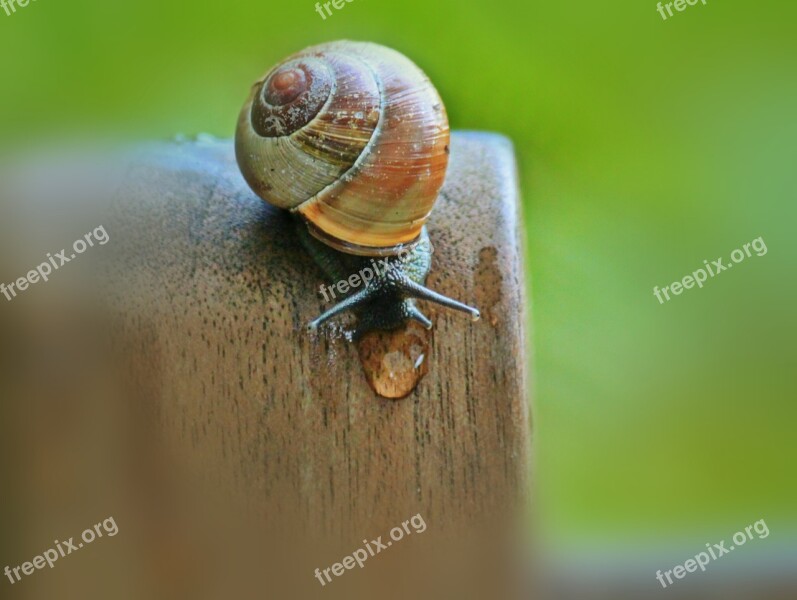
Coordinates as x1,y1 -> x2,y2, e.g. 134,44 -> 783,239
235,41 -> 450,255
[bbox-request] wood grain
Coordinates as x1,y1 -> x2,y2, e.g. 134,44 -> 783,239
34,131 -> 531,599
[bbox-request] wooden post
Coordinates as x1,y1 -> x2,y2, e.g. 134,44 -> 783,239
1,131 -> 531,599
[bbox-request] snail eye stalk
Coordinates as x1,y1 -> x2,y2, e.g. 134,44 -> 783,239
307,285 -> 378,331
399,279 -> 481,322
308,273 -> 480,333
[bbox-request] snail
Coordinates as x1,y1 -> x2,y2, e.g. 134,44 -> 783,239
235,40 -> 480,339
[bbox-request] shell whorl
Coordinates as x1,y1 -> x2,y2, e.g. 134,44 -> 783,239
235,41 -> 450,255
250,59 -> 334,138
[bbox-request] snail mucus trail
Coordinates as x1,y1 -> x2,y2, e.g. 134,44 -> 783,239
235,41 -> 480,339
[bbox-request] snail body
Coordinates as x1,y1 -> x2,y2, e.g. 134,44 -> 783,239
236,41 -> 479,336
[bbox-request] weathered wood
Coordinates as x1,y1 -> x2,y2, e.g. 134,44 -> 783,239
1,131 -> 531,599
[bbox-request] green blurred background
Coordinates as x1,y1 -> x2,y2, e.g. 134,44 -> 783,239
1,0 -> 795,556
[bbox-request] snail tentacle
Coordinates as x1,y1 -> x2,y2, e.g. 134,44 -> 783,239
406,305 -> 433,330
308,284 -> 378,331
399,278 -> 482,322
307,251 -> 480,334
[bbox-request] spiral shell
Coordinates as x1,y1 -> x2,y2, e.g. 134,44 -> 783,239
235,41 -> 450,255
